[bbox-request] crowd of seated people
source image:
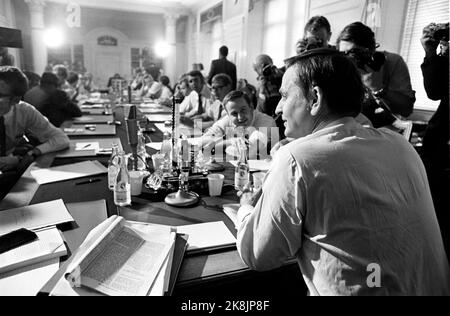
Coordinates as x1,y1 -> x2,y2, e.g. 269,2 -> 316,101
1,14 -> 449,296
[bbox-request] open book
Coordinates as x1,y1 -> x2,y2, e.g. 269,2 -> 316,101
64,216 -> 176,296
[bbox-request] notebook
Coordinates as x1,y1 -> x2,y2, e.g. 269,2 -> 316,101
30,161 -> 107,185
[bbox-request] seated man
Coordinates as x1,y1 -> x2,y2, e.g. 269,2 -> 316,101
236,49 -> 450,296
190,73 -> 232,131
1,67 -> 70,198
24,72 -> 82,127
202,90 -> 277,160
180,70 -> 212,119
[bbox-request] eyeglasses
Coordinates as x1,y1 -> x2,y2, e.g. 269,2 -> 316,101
210,85 -> 225,91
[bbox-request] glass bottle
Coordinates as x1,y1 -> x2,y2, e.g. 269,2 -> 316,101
234,137 -> 250,191
160,131 -> 173,175
108,144 -> 120,191
114,152 -> 131,206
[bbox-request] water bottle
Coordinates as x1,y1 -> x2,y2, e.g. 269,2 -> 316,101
108,144 -> 120,190
234,137 -> 250,191
160,131 -> 173,174
114,152 -> 131,206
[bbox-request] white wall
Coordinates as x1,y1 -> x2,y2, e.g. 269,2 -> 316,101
0,0 -> 20,67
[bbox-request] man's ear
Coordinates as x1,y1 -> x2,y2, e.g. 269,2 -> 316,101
310,86 -> 325,116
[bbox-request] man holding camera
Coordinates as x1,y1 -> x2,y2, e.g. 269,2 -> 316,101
337,22 -> 416,128
296,16 -> 335,54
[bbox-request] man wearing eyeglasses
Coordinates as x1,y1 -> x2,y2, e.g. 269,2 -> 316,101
0,66 -> 69,198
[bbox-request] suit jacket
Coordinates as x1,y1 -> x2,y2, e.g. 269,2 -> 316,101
208,58 -> 237,90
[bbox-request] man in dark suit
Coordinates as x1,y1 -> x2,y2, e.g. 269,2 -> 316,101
207,46 -> 237,90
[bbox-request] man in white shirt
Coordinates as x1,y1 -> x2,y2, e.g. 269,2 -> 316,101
180,70 -> 212,119
0,67 -> 69,174
236,49 -> 450,296
202,91 -> 277,160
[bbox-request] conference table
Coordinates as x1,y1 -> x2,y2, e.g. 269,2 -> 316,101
0,101 -> 304,297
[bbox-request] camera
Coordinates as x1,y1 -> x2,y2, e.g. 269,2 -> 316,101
262,64 -> 278,78
345,48 -> 386,72
297,37 -> 325,54
430,23 -> 449,42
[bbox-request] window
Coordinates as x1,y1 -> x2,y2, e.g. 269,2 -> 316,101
400,0 -> 449,111
263,0 -> 288,66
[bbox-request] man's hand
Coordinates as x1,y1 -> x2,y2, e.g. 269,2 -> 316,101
421,23 -> 439,57
361,69 -> 384,93
238,185 -> 263,208
0,156 -> 20,172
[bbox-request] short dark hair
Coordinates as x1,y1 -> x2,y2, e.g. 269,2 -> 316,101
53,64 -> 68,80
305,16 -> 331,34
40,72 -> 59,87
223,90 -> 252,109
337,22 -> 377,51
219,46 -> 229,57
212,73 -> 232,87
285,49 -> 365,118
188,70 -> 205,82
0,66 -> 29,97
160,75 -> 170,87
67,72 -> 79,85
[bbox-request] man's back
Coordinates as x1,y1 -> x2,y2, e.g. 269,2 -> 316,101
24,86 -> 49,110
285,118 -> 450,295
208,58 -> 237,90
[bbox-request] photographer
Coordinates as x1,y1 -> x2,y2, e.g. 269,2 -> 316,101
337,22 -> 416,128
296,16 -> 335,54
421,22 -> 449,258
253,54 -> 285,139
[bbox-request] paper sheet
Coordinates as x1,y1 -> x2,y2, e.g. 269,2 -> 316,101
177,222 -> 236,252
229,160 -> 272,172
0,227 -> 67,274
30,161 -> 107,185
222,204 -> 240,229
64,200 -> 109,253
146,142 -> 162,151
0,200 -> 74,236
0,259 -> 60,296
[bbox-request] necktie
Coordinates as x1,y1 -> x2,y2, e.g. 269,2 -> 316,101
197,93 -> 204,115
0,116 -> 6,157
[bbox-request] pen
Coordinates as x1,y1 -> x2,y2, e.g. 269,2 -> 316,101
75,179 -> 102,186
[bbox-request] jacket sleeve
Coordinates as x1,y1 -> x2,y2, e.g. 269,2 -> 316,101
421,55 -> 449,101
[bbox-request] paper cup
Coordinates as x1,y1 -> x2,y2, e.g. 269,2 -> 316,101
129,171 -> 144,196
208,174 -> 225,197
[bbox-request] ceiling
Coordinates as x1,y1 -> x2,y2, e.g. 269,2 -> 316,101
47,0 -> 209,15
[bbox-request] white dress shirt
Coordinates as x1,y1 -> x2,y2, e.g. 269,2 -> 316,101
180,85 -> 212,118
3,102 -> 70,155
237,117 -> 450,296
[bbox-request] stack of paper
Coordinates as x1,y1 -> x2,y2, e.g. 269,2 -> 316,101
30,161 -> 107,185
0,227 -> 67,275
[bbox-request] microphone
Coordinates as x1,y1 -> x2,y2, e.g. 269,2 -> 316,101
126,105 -> 139,170
126,105 -> 139,147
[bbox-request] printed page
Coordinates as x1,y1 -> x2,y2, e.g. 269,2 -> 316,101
0,200 -> 74,236
80,227 -> 175,296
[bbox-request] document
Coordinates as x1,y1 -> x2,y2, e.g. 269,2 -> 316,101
230,159 -> 272,172
222,204 -> 240,229
0,227 -> 67,274
30,160 -> 107,185
64,200 -> 109,253
146,142 -> 162,151
0,259 -> 60,296
65,216 -> 176,296
0,200 -> 74,236
56,138 -> 122,158
145,114 -> 172,123
177,222 -> 236,253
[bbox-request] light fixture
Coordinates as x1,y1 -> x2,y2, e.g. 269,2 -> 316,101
44,28 -> 64,48
154,41 -> 171,58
